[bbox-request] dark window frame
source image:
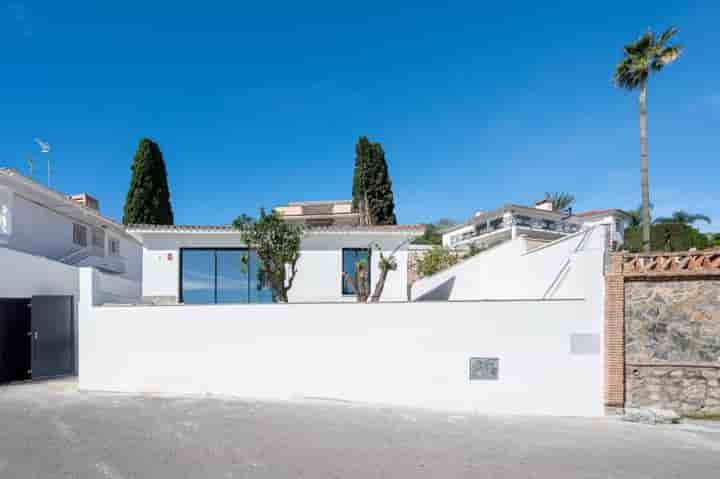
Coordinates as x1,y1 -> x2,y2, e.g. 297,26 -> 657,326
72,223 -> 88,247
341,247 -> 371,296
179,247 -> 255,304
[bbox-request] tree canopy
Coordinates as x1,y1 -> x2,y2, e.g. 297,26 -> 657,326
544,192 -> 575,211
233,209 -> 303,303
122,138 -> 174,225
352,136 -> 397,225
653,210 -> 712,226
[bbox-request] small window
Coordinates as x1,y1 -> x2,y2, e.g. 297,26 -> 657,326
109,238 -> 120,256
92,227 -> 105,249
342,248 -> 371,295
73,224 -> 87,246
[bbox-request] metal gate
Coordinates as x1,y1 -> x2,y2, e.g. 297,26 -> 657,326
0,295 -> 74,383
0,299 -> 31,383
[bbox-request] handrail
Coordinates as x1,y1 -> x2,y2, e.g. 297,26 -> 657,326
542,226 -> 596,299
58,247 -> 90,264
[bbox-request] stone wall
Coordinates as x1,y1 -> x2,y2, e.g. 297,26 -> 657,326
623,274 -> 720,415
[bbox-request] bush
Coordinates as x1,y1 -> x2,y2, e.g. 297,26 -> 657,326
415,246 -> 460,277
623,223 -> 709,252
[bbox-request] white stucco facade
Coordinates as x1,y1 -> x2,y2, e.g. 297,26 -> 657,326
129,226 -> 420,304
0,169 -> 142,282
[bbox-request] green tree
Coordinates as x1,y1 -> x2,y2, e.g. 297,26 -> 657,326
624,223 -> 708,252
544,192 -> 575,211
122,138 -> 174,225
413,219 -> 457,246
352,136 -> 397,225
653,210 -> 712,226
614,27 -> 683,252
233,209 -> 303,303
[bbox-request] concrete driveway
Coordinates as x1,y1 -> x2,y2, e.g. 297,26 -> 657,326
1,380 -> 719,478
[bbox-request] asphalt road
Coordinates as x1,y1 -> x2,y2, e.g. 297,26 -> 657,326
0,380 -> 719,478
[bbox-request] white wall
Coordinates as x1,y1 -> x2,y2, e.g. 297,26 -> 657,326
138,231 -> 411,303
0,246 -> 78,298
3,193 -> 142,281
289,234 -> 409,302
79,298 -> 604,416
411,226 -> 607,302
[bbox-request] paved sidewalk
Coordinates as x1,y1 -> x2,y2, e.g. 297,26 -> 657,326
0,380 -> 718,478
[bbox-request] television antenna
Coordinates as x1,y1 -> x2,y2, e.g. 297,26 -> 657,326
33,138 -> 52,186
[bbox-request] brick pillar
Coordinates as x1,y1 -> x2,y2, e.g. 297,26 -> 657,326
604,253 -> 625,410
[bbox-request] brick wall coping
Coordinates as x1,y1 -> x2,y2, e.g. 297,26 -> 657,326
620,250 -> 720,275
627,361 -> 720,370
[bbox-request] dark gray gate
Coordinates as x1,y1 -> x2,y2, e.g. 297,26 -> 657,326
30,296 -> 74,380
0,299 -> 32,383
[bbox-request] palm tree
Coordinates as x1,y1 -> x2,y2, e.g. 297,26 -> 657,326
544,192 -> 575,211
627,203 -> 654,228
614,27 -> 683,252
653,210 -> 712,225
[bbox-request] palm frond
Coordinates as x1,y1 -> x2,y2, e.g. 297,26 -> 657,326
688,214 -> 711,225
657,26 -> 679,46
652,46 -> 683,71
624,31 -> 653,55
544,192 -> 575,211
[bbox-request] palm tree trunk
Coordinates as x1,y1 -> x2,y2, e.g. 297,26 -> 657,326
639,78 -> 651,252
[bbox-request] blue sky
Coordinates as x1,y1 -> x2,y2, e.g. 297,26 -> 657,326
2,1 -> 718,231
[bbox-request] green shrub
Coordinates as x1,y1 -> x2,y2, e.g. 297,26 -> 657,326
623,223 -> 709,252
415,246 -> 460,277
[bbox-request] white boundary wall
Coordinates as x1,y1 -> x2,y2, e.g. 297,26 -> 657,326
79,295 -> 604,416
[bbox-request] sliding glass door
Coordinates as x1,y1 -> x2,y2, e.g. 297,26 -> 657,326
180,249 -> 215,304
180,248 -> 272,304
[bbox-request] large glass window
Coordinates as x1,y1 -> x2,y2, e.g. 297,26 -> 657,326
180,249 -> 272,304
342,248 -> 371,295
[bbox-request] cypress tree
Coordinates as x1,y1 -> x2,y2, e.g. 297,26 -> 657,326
352,136 -> 371,215
351,136 -> 397,225
122,138 -> 174,225
367,143 -> 397,225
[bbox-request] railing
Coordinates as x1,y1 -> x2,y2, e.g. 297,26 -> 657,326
450,213 -> 581,245
542,226 -> 596,299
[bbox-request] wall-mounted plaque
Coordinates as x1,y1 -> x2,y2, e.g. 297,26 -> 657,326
469,357 -> 499,380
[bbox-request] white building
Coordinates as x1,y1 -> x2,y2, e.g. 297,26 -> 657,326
441,199 -> 630,252
0,168 -> 142,280
127,223 -> 423,304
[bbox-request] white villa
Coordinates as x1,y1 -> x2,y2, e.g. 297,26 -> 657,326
127,221 -> 422,305
441,198 -> 630,252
